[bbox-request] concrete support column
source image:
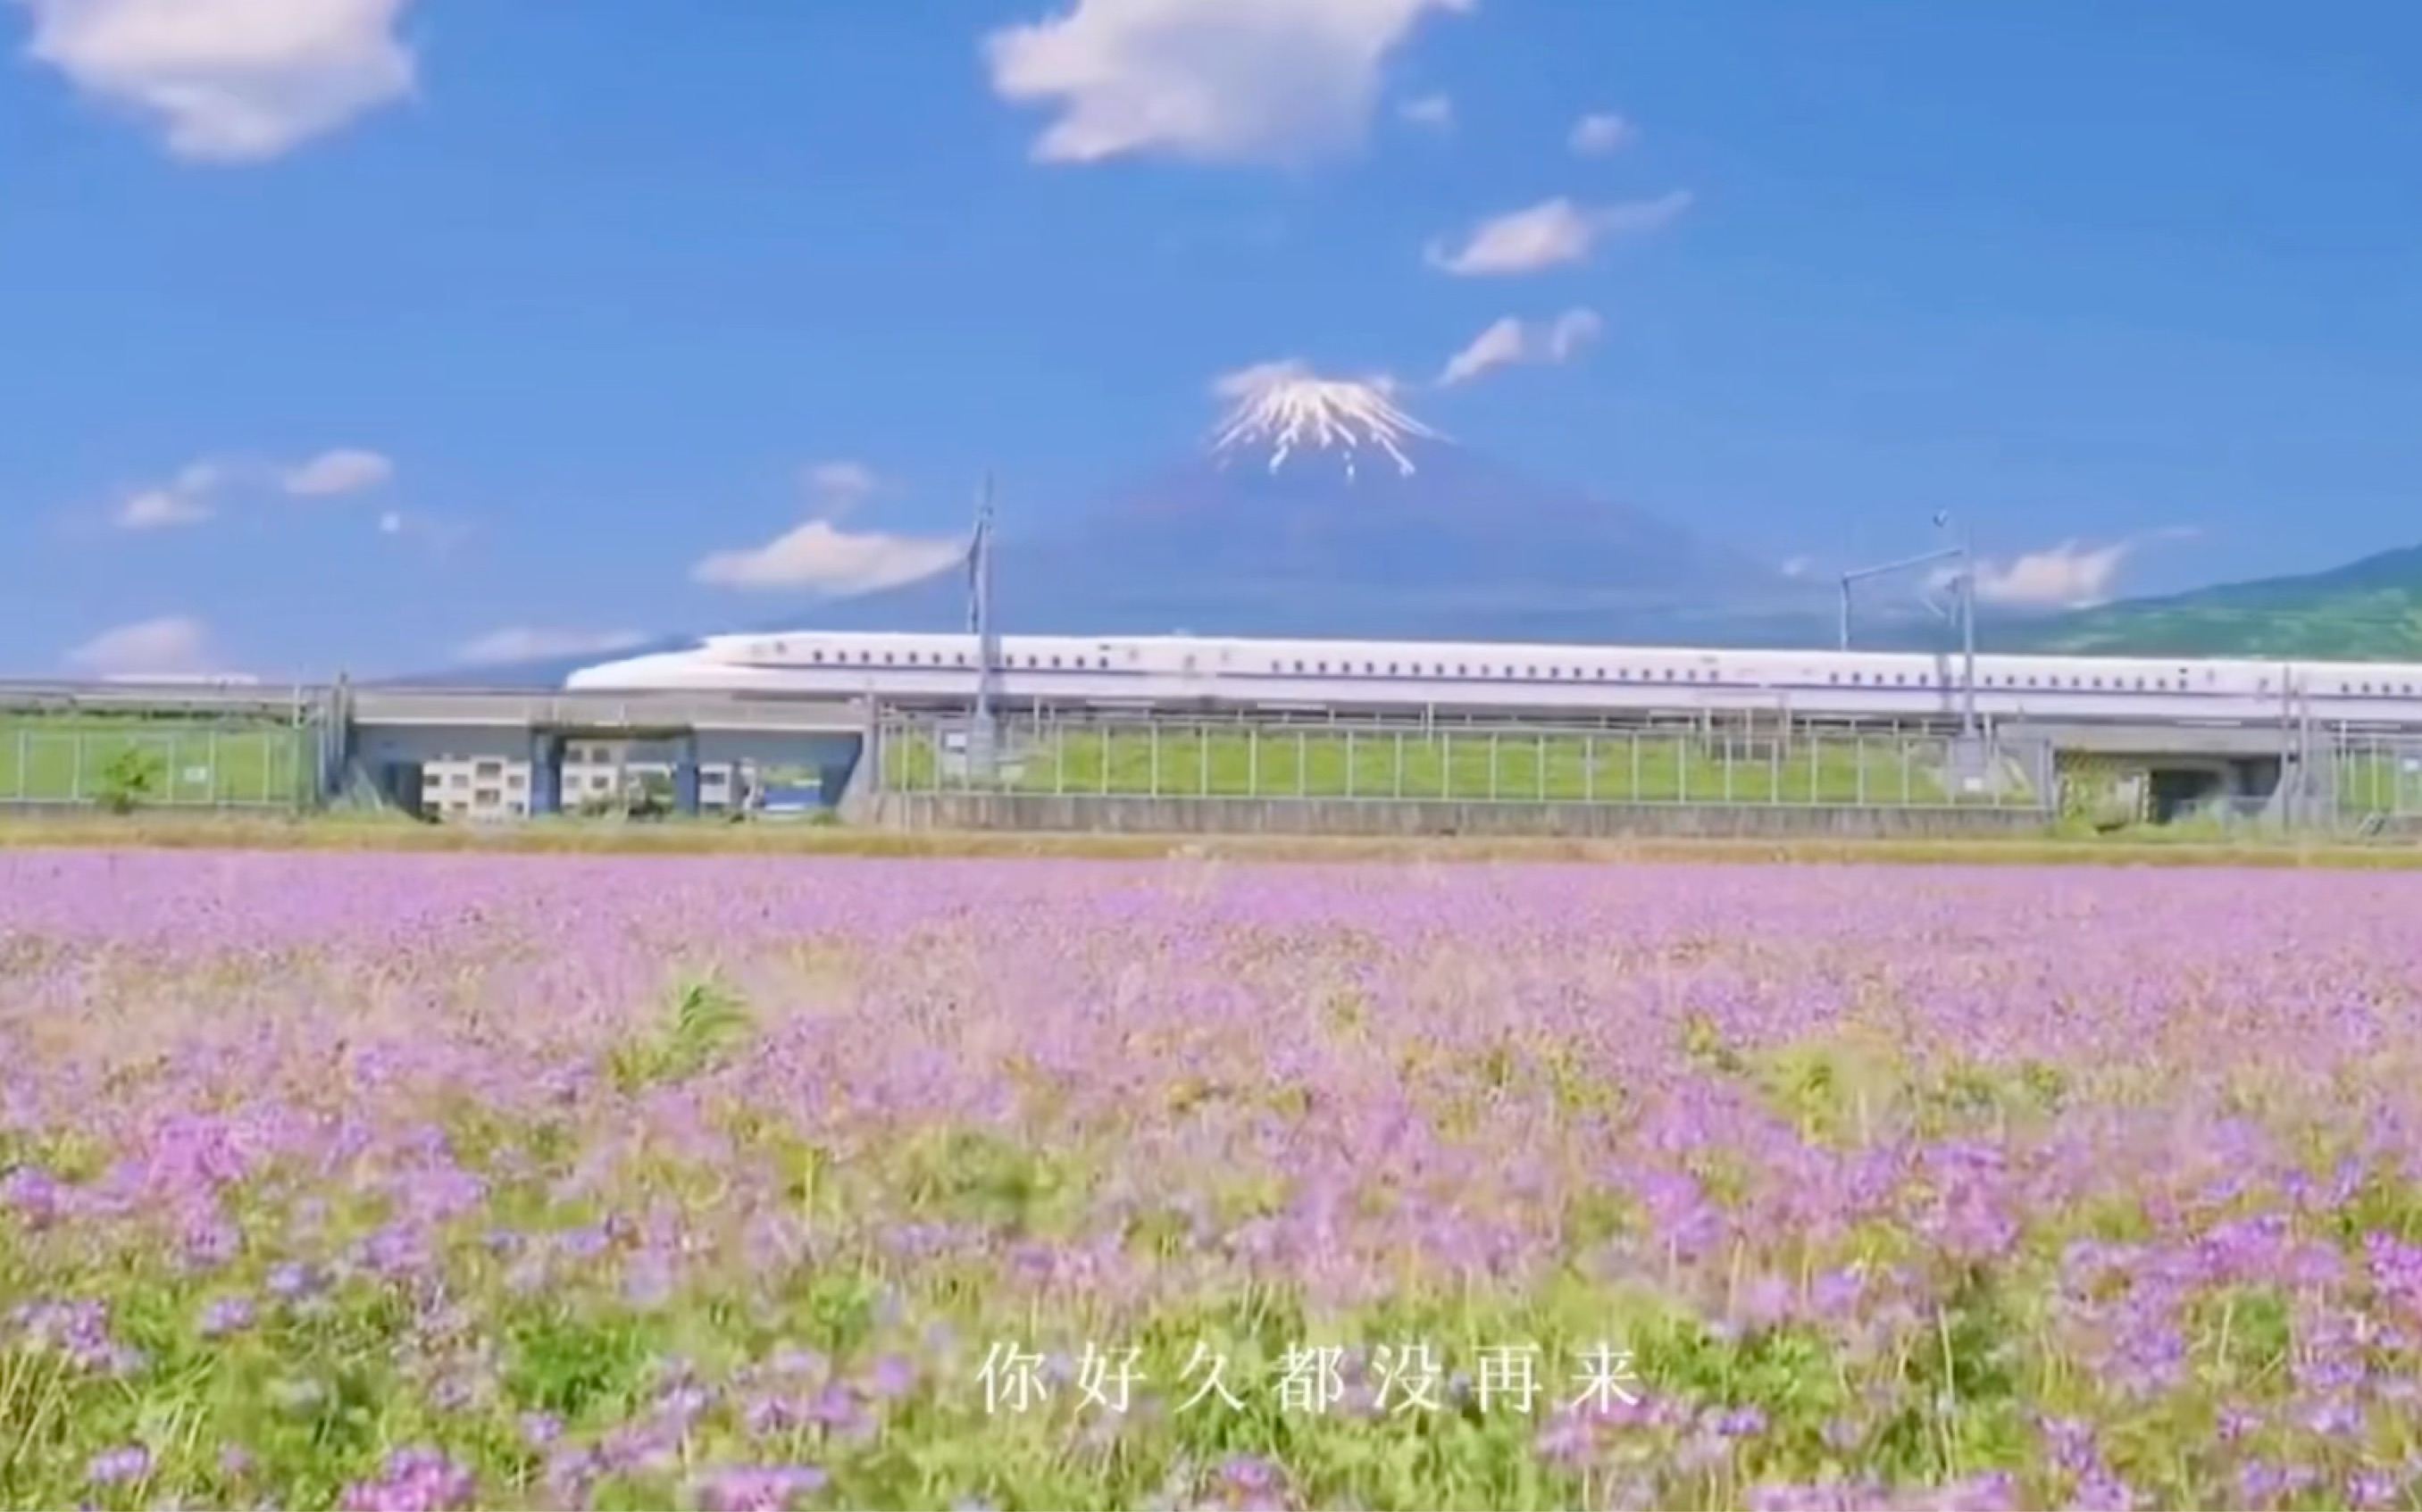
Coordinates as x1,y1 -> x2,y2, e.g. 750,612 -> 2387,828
530,733 -> 563,817
672,735 -> 701,816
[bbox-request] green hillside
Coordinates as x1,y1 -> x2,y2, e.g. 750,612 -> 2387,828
2005,545 -> 2422,660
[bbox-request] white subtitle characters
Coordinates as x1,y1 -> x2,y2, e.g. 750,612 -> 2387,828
979,1338 -> 1640,1418
977,1341 -> 1050,1415
1571,1341 -> 1643,1412
1175,1341 -> 1247,1413
1369,1341 -> 1444,1414
1075,1341 -> 1144,1414
1475,1343 -> 1541,1415
1275,1344 -> 1349,1415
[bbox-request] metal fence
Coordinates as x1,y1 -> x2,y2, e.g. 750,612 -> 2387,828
2326,730 -> 2422,821
877,710 -> 2053,810
0,714 -> 327,812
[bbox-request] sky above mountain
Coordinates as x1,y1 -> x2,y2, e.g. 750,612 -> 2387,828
4,0 -> 2418,679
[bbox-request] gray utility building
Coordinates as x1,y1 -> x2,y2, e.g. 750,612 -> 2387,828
337,689 -> 870,819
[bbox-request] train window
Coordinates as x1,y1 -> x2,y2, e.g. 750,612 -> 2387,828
773,640 -> 788,656
1317,662 -> 1329,673
1456,664 -> 1467,676
1293,660 -> 1305,672
810,650 -> 824,663
882,652 -> 895,664
1662,668 -> 1675,681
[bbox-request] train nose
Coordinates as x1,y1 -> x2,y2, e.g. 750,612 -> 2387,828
564,652 -> 697,690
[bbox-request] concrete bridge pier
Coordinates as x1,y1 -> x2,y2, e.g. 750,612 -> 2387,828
672,735 -> 703,816
528,732 -> 564,817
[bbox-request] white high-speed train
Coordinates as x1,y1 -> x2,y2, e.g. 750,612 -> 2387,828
562,630 -> 2422,728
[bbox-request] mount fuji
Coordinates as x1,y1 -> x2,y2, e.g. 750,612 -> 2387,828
998,372 -> 1804,641
422,375 -> 1834,686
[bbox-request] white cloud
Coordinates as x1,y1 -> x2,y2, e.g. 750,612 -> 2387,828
454,627 -> 650,668
1967,532 -> 2200,610
1436,307 -> 1602,386
117,489 -> 208,530
1567,112 -> 1632,155
1399,92 -> 1453,129
282,447 -> 393,497
1426,191 -> 1692,276
1780,556 -> 1813,580
983,0 -> 1472,167
1212,357 -> 1316,398
13,0 -> 420,163
1210,357 -> 1403,400
112,459 -> 223,530
63,614 -> 217,676
691,521 -> 970,597
1970,541 -> 2134,609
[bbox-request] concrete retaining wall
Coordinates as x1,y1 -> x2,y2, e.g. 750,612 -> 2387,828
870,793 -> 2056,840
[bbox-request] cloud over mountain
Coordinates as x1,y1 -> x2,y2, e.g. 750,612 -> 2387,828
454,627 -> 650,667
63,614 -> 218,676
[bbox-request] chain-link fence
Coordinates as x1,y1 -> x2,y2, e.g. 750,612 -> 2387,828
877,711 -> 2053,810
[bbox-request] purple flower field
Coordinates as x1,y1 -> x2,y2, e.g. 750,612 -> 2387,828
6,849 -> 2422,1510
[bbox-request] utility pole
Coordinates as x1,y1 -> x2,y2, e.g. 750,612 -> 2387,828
1838,513 -> 1980,741
966,472 -> 1000,781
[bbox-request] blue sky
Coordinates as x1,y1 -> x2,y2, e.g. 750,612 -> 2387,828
3,0 -> 2417,679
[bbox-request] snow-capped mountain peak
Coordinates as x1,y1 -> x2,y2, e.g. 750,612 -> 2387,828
1207,372 -> 1445,481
